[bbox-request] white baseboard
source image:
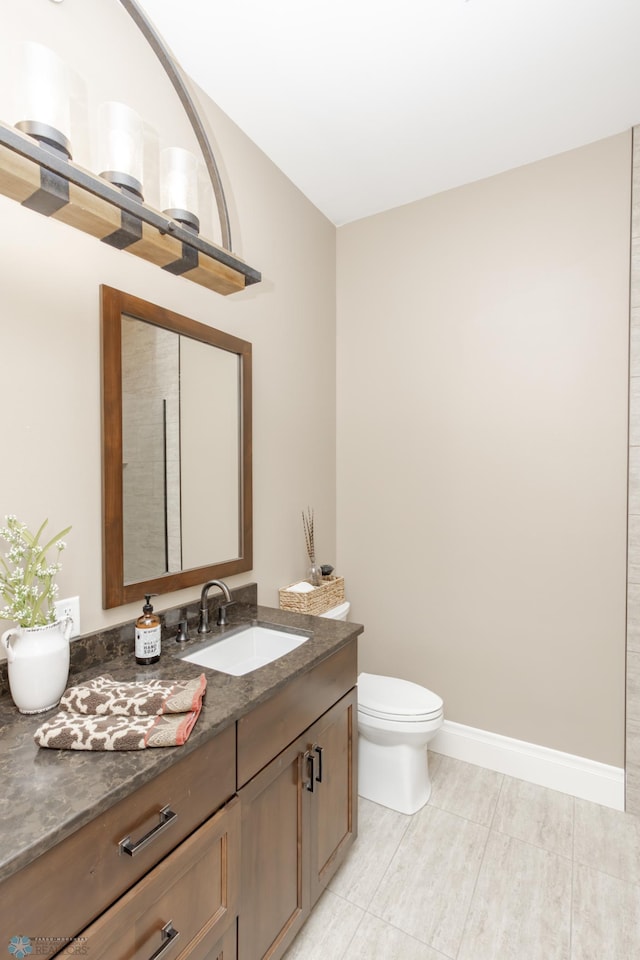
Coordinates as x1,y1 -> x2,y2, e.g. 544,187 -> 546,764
430,720 -> 625,811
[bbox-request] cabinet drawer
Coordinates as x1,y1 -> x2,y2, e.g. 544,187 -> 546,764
0,726 -> 235,944
237,640 -> 356,788
79,795 -> 240,960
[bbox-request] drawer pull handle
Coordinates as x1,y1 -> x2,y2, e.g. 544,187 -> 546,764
314,744 -> 323,783
119,805 -> 177,857
303,750 -> 315,792
148,921 -> 180,960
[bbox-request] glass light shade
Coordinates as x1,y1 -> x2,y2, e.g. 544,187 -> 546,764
160,147 -> 200,232
98,101 -> 144,198
16,42 -> 72,156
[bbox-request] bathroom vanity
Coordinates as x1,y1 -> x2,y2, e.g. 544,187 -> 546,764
0,603 -> 361,960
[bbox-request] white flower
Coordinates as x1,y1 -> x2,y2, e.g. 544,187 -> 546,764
0,517 -> 72,628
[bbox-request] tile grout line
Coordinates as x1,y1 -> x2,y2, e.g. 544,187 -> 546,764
569,796 -> 575,960
335,900 -> 366,960
452,827 -> 492,959
330,801 -> 423,959
355,803 -> 413,913
486,771 -> 506,833
330,795 -> 414,908
370,916 -> 455,960
417,758 -> 505,957
487,778 -> 578,864
569,797 -> 576,960
450,777 -> 506,959
570,857 -> 640,890
456,774 -> 506,957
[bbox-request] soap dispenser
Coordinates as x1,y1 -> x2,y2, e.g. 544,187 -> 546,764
135,594 -> 161,665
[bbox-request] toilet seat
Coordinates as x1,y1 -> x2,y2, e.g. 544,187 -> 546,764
358,672 -> 443,723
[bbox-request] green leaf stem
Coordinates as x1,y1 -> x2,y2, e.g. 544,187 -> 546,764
0,517 -> 71,628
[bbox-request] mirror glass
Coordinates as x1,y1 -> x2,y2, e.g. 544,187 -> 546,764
102,286 -> 252,608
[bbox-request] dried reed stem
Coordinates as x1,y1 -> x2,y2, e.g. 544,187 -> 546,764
302,507 -> 315,563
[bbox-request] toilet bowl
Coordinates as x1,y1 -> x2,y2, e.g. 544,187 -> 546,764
357,672 -> 444,815
320,603 -> 444,816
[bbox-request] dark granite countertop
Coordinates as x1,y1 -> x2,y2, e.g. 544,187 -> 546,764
0,602 -> 363,884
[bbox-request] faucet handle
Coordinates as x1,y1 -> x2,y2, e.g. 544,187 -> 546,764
217,601 -> 236,627
176,619 -> 189,643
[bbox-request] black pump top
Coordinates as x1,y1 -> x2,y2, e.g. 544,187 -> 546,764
143,594 -> 155,614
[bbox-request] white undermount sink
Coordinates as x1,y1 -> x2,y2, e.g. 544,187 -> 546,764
179,623 -> 310,676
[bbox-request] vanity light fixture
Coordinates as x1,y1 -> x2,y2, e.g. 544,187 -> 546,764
15,41 -> 71,158
97,101 -> 145,200
161,146 -> 200,234
0,0 -> 261,296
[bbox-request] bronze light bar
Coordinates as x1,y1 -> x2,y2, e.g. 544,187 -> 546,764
119,0 -> 233,253
0,119 -> 261,296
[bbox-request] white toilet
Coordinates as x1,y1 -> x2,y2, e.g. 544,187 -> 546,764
320,600 -> 352,622
320,602 -> 444,816
357,673 -> 443,815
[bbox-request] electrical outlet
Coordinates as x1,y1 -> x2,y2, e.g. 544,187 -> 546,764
54,595 -> 81,638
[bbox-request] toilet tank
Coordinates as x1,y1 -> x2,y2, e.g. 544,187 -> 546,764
320,601 -> 350,621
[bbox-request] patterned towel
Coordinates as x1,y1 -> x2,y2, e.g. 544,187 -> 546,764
59,674 -> 207,717
34,709 -> 202,750
33,674 -> 207,751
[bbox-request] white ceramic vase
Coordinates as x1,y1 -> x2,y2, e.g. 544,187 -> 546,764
1,618 -> 72,714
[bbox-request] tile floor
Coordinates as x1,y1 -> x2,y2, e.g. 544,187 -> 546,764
284,751 -> 640,960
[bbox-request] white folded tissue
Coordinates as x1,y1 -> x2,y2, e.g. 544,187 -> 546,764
287,581 -> 316,593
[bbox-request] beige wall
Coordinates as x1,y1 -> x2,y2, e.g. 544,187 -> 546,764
0,1 -> 337,642
337,134 -> 631,766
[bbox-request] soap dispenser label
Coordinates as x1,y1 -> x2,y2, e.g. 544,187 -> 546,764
135,625 -> 161,659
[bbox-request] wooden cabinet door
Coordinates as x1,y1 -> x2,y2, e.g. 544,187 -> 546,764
177,920 -> 237,960
238,734 -> 311,960
307,688 -> 358,905
238,686 -> 358,960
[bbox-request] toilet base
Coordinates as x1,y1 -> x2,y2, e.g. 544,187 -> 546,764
358,736 -> 432,815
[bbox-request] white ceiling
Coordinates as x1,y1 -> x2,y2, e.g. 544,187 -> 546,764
136,0 -> 640,226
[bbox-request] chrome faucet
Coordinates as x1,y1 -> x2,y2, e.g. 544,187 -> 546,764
198,579 -> 234,633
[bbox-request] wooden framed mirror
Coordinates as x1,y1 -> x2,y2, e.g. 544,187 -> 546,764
101,285 -> 252,608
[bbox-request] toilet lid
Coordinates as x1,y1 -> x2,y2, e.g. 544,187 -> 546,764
358,672 -> 443,721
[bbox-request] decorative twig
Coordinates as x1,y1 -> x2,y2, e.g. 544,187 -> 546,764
302,508 -> 315,564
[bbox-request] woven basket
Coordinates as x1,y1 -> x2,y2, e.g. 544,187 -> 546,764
279,576 -> 345,617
